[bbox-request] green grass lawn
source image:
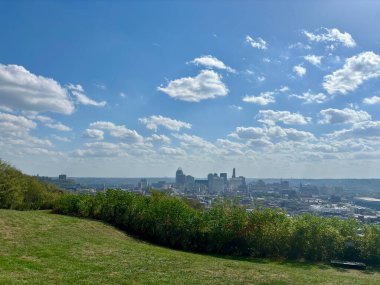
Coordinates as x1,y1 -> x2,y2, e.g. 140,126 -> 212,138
0,210 -> 379,285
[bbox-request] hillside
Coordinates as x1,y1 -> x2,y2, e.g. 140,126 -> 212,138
0,160 -> 61,210
0,210 -> 379,285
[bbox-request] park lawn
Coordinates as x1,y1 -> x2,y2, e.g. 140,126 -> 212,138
0,209 -> 379,285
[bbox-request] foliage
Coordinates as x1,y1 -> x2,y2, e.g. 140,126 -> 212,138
53,189 -> 380,266
1,158 -> 379,266
2,210 -> 379,285
0,159 -> 61,210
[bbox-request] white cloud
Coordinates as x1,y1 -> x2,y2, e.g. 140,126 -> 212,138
0,112 -> 36,133
229,105 -> 243,111
83,128 -> 104,140
304,55 -> 323,66
257,110 -> 311,125
89,121 -> 143,142
159,146 -> 186,156
289,42 -> 311,50
73,142 -> 124,158
278,86 -> 290,93
0,64 -> 74,114
257,76 -> 266,82
157,70 -> 228,102
45,122 -> 72,132
246,35 -> 267,50
293,65 -> 306,77
363,96 -> 380,105
139,115 -> 191,132
51,134 -> 71,142
303,28 -> 356,48
232,125 -> 315,142
146,134 -> 171,144
319,108 -> 371,124
67,84 -> 107,107
323,51 -> 380,95
327,121 -> 380,139
24,114 -> 71,132
0,112 -> 53,154
189,55 -> 236,73
243,91 -> 275,105
173,133 -> 216,151
290,91 -> 327,104
120,92 -> 127,98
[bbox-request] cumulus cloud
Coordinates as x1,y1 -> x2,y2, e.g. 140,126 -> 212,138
67,84 -> 107,107
290,91 -> 327,104
243,91 -> 275,105
246,35 -> 267,50
303,28 -> 356,48
139,115 -> 191,132
323,51 -> 380,95
89,121 -> 143,142
189,55 -> 236,73
304,55 -> 323,66
319,108 -> 371,124
257,110 -> 311,125
146,134 -> 171,144
25,114 -> 71,132
157,70 -> 228,102
0,64 -> 74,114
44,122 -> 72,132
0,112 -> 52,153
159,146 -> 186,156
0,112 -> 36,134
327,121 -> 380,139
73,142 -> 124,158
293,65 -> 306,77
83,128 -> 104,140
173,133 -> 216,151
363,96 -> 380,105
232,125 -> 315,142
51,134 -> 71,142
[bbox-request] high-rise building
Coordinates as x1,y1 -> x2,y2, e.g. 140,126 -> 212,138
58,174 -> 67,181
208,173 -> 224,194
220,173 -> 227,183
138,178 -> 148,190
232,168 -> 236,178
176,167 -> 186,185
186,175 -> 195,185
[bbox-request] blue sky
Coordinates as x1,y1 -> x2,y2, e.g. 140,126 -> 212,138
1,0 -> 380,178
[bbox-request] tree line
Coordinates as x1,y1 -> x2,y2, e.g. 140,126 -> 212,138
1,159 -> 379,266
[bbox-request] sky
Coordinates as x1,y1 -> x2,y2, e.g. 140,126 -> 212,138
1,0 -> 380,178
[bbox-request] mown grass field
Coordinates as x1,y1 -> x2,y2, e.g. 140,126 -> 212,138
0,210 -> 379,285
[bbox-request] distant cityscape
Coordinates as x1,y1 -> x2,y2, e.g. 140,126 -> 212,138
37,168 -> 380,225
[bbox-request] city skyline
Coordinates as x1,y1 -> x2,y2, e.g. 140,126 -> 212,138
1,1 -> 380,178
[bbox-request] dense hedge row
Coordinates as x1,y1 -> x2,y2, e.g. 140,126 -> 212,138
0,160 -> 61,210
54,189 -> 380,266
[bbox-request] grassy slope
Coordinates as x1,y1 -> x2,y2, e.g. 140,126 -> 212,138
0,210 -> 379,285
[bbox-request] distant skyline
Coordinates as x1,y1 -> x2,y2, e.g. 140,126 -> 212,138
1,1 -> 380,178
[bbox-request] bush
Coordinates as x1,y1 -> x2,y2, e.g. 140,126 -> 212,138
0,160 -> 61,210
53,189 -> 380,266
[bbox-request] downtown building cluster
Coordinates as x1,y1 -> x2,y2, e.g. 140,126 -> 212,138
174,167 -> 246,195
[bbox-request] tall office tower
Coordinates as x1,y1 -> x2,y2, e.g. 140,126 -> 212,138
175,167 -> 186,185
220,173 -> 227,183
232,168 -> 236,178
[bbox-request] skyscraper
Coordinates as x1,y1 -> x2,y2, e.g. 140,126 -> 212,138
232,168 -> 236,178
176,167 -> 186,185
